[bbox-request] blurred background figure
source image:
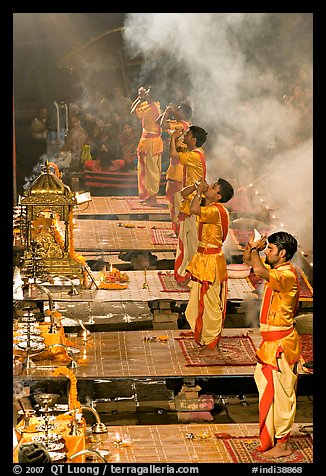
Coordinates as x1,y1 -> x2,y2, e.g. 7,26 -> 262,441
111,85 -> 133,122
119,121 -> 139,171
61,114 -> 89,171
160,102 -> 193,236
131,87 -> 163,205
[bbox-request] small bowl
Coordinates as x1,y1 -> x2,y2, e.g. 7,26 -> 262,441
227,264 -> 251,279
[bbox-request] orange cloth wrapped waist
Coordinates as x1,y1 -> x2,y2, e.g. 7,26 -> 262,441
197,247 -> 222,254
261,326 -> 294,341
142,131 -> 160,138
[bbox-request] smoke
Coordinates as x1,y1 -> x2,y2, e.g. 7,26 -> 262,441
263,138 -> 313,256
13,380 -> 30,401
123,13 -> 313,256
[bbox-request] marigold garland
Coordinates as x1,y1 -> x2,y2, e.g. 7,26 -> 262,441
47,162 -> 62,179
52,366 -> 81,410
44,309 -> 62,320
68,211 -> 86,266
51,214 -> 65,250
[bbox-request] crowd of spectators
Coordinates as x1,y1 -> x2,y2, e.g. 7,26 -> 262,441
24,63 -> 312,192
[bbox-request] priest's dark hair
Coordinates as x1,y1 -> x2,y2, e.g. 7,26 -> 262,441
217,178 -> 234,203
268,231 -> 298,261
189,125 -> 207,147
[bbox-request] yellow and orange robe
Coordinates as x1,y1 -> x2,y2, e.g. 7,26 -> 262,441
165,120 -> 191,235
254,261 -> 301,452
185,202 -> 229,349
136,101 -> 163,200
174,146 -> 206,283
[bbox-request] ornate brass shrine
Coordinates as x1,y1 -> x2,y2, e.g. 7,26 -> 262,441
19,162 -> 88,286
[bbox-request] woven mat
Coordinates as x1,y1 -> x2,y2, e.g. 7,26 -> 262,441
158,272 -> 189,292
215,434 -> 313,463
247,268 -> 313,301
175,332 -> 257,366
151,228 -> 178,245
126,199 -> 168,210
75,196 -> 169,216
73,219 -> 175,252
300,333 -> 313,362
300,333 -> 313,374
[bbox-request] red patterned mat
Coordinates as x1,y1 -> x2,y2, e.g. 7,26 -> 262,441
300,333 -> 313,373
158,272 -> 189,292
151,228 -> 178,245
126,199 -> 168,210
215,434 -> 313,463
300,333 -> 313,362
247,268 -> 313,301
175,332 -> 257,366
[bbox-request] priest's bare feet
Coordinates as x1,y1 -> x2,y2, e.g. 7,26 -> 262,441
198,345 -> 218,355
261,442 -> 292,459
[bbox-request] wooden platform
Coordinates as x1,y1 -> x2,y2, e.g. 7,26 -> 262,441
20,329 -> 308,380
74,196 -> 170,220
13,188 -> 314,465
27,270 -> 258,303
73,220 -> 176,252
85,422 -> 312,463
72,218 -> 248,255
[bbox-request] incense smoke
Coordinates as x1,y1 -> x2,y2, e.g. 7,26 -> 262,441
123,13 -> 313,256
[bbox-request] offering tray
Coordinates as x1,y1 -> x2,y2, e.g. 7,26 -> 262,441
97,268 -> 129,290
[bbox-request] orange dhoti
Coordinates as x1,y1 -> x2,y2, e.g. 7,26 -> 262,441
166,180 -> 182,235
254,352 -> 298,451
174,214 -> 198,283
137,136 -> 162,200
185,275 -> 227,348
